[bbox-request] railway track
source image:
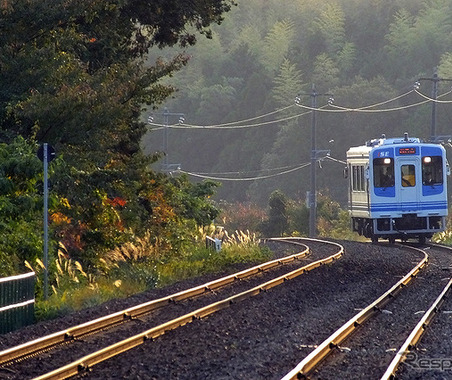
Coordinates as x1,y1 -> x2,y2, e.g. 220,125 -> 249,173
0,238 -> 343,379
282,243 -> 452,380
3,240 -> 448,379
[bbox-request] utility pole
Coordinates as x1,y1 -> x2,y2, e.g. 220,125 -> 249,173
148,107 -> 185,172
37,143 -> 56,300
417,69 -> 452,142
296,85 -> 333,238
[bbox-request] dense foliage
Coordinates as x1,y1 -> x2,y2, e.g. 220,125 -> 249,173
143,0 -> 452,205
0,0 -> 235,276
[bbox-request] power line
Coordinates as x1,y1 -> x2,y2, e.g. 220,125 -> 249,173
178,163 -> 311,181
177,153 -> 347,183
150,109 -> 315,130
295,89 -> 452,113
354,89 -> 415,109
417,70 -> 452,141
188,104 -> 296,127
326,99 -> 431,113
414,89 -> 452,103
192,163 -> 308,176
147,87 -> 452,133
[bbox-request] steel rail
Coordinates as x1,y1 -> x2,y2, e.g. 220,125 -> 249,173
381,245 -> 452,380
33,239 -> 344,380
0,240 -> 310,366
281,244 -> 428,380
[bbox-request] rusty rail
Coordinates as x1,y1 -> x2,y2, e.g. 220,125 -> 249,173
0,239 -> 310,366
281,243 -> 428,380
33,239 -> 344,379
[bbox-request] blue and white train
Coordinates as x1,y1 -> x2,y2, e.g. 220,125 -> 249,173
346,134 -> 449,243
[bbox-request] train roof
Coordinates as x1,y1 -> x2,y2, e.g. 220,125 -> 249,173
367,136 -> 420,147
346,134 -> 445,159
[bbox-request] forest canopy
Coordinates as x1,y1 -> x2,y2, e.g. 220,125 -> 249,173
0,0 -> 235,275
143,0 -> 452,204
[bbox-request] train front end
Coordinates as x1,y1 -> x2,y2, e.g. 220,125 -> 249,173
348,135 -> 449,243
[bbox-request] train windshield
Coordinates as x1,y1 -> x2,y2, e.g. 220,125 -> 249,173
373,157 -> 394,187
422,156 -> 443,185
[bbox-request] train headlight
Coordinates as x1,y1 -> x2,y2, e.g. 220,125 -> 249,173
383,158 -> 391,164
423,157 -> 432,164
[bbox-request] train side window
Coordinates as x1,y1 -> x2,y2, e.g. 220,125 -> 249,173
422,156 -> 443,185
373,158 -> 394,188
351,165 -> 365,191
401,164 -> 416,187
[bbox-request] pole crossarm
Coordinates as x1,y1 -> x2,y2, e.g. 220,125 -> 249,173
416,70 -> 452,141
147,108 -> 185,172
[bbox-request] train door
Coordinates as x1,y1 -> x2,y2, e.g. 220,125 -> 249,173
397,158 -> 420,206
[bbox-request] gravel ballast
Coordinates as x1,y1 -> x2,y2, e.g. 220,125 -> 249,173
1,240 -> 451,380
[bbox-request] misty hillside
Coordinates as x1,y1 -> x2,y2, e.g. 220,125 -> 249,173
142,0 -> 452,205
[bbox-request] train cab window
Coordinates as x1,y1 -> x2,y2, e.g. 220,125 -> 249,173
401,164 -> 416,187
422,156 -> 443,185
373,158 -> 394,188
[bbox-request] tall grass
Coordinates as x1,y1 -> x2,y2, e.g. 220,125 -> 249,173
29,229 -> 271,321
156,230 -> 271,286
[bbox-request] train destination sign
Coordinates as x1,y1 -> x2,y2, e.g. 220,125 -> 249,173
398,147 -> 417,155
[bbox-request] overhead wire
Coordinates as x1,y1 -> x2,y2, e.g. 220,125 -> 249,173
148,88 -> 452,131
178,162 -> 311,181
147,105 -> 332,130
191,163 -> 309,176
354,89 -> 415,109
154,109 -> 316,130
326,99 -> 431,113
147,87 -> 448,179
177,154 -> 347,181
188,104 -> 296,127
414,89 -> 452,103
302,89 -> 452,113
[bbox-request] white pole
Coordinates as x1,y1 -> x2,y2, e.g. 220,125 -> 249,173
43,143 -> 49,300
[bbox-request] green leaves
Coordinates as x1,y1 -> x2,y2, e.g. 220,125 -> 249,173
272,59 -> 304,107
0,137 -> 45,275
0,0 -> 232,276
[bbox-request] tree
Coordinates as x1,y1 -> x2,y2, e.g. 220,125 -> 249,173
384,1 -> 452,81
312,54 -> 340,91
0,137 -> 45,275
259,190 -> 289,237
311,3 -> 346,56
0,0 -> 234,270
272,59 -> 304,107
1,0 -> 236,148
260,19 -> 295,74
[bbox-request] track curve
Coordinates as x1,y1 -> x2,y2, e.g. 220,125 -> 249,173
1,238 -> 341,379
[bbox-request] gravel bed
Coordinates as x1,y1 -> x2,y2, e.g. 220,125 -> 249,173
0,240 -> 300,352
395,247 -> 452,380
310,243 -> 452,380
0,239 -> 325,378
0,240 -> 435,380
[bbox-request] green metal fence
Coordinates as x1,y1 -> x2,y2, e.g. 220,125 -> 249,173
0,272 -> 36,334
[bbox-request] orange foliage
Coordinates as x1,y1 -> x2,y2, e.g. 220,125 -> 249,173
148,187 -> 175,225
50,212 -> 72,225
104,197 -> 127,207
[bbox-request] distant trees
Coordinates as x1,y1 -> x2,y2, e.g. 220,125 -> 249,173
151,0 -> 452,205
272,59 -> 304,106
